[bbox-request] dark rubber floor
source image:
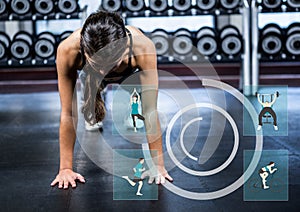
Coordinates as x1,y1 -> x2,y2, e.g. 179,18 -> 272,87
0,87 -> 299,212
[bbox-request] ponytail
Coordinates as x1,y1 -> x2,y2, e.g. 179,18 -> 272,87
81,72 -> 106,125
80,11 -> 128,124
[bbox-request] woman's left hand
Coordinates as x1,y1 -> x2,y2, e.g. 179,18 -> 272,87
141,165 -> 173,184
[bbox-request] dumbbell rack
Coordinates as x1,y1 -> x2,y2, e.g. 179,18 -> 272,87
0,0 -> 87,93
0,0 -> 84,68
101,0 -> 250,92
121,0 -> 246,64
251,0 -> 300,95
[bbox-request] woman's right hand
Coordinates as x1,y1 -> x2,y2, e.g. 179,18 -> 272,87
50,169 -> 85,189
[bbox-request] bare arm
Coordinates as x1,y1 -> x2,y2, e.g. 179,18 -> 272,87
51,29 -> 85,189
130,89 -> 134,104
270,93 -> 277,106
257,94 -> 263,105
269,163 -> 277,174
137,91 -> 141,103
136,36 -> 162,164
131,27 -> 172,183
56,42 -> 78,171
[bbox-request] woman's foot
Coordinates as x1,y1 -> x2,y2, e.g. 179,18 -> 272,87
85,121 -> 103,131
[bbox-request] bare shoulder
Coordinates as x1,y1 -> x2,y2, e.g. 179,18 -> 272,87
58,28 -> 81,54
126,26 -> 156,55
126,26 -> 157,72
57,28 -> 83,70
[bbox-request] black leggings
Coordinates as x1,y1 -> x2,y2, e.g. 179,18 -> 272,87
259,107 -> 277,126
131,114 -> 145,127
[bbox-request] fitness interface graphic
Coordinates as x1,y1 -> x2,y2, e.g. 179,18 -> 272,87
74,35 -> 288,201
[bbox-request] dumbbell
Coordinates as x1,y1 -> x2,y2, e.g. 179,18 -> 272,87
124,0 -> 145,12
172,28 -> 193,56
0,40 -> 7,60
172,0 -> 192,12
219,25 -> 242,56
285,22 -> 300,56
219,0 -> 241,11
286,0 -> 300,11
34,32 -> 56,59
34,0 -> 55,16
261,0 -> 281,11
149,0 -> 168,13
0,0 -> 8,16
101,0 -> 122,12
150,29 -> 170,56
0,32 -> 10,60
196,27 -> 217,57
260,23 -> 283,56
10,0 -> 31,16
196,0 -> 217,12
10,31 -> 33,60
57,0 -> 78,14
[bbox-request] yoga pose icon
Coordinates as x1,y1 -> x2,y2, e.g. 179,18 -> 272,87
130,88 -> 145,132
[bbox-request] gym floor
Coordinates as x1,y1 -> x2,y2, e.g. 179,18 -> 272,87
0,86 -> 299,212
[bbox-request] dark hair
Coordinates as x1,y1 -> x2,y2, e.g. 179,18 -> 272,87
80,11 -> 128,124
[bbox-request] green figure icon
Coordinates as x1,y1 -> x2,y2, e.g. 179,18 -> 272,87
130,88 -> 145,132
122,158 -> 146,196
259,162 -> 278,189
256,91 -> 279,131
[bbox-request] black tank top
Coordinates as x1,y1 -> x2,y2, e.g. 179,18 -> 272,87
81,28 -> 140,89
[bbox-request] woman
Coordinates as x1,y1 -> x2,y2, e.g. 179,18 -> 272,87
122,158 -> 146,196
51,11 -> 173,189
130,88 -> 145,132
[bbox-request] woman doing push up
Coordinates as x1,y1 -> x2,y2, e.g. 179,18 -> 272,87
50,11 -> 173,189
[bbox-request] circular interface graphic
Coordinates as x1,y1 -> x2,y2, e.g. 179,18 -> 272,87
167,103 -> 239,176
180,117 -> 203,161
148,79 -> 263,200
